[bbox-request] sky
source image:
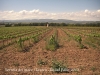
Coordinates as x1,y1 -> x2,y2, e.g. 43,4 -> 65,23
0,0 -> 100,21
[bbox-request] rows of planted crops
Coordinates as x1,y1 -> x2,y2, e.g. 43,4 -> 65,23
61,27 -> 100,49
0,26 -> 52,50
0,26 -> 100,51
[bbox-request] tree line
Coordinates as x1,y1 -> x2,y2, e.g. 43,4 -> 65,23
1,22 -> 100,27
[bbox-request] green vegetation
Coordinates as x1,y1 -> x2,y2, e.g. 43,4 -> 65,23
32,34 -> 39,43
1,22 -> 100,27
85,36 -> 100,49
74,35 -> 85,49
62,28 -> 86,49
13,62 -> 20,67
17,37 -> 25,52
37,59 -> 47,66
46,35 -> 59,51
0,26 -> 100,75
46,29 -> 59,51
51,59 -> 69,73
0,26 -> 52,50
0,26 -> 100,51
90,66 -> 97,72
5,23 -> 12,27
74,35 -> 82,44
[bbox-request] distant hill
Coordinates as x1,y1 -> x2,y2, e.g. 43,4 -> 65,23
0,19 -> 100,24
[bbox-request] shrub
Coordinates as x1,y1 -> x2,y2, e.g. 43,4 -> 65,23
46,35 -> 59,51
51,59 -> 69,73
91,67 -> 97,72
17,37 -> 24,52
74,35 -> 82,44
74,35 -> 86,49
32,34 -> 39,43
37,59 -> 47,66
13,62 -> 20,67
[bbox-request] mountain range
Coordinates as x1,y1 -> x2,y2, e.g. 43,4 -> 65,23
0,19 -> 100,24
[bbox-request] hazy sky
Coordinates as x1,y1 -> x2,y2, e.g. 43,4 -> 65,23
0,0 -> 100,21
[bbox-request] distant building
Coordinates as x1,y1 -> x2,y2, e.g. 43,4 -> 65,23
47,23 -> 49,27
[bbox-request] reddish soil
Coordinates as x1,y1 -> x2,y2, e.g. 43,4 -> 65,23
0,28 -> 100,75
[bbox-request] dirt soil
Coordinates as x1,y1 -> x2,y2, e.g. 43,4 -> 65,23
0,28 -> 100,75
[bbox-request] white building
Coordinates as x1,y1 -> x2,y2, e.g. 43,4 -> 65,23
47,23 -> 49,27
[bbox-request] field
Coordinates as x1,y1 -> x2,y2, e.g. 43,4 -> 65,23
0,26 -> 100,75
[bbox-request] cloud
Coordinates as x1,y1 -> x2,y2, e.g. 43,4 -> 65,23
97,10 -> 100,12
85,9 -> 89,13
0,9 -> 100,21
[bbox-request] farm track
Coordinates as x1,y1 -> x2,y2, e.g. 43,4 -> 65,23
0,28 -> 100,75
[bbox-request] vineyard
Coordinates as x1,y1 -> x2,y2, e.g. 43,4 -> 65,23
0,26 -> 100,75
